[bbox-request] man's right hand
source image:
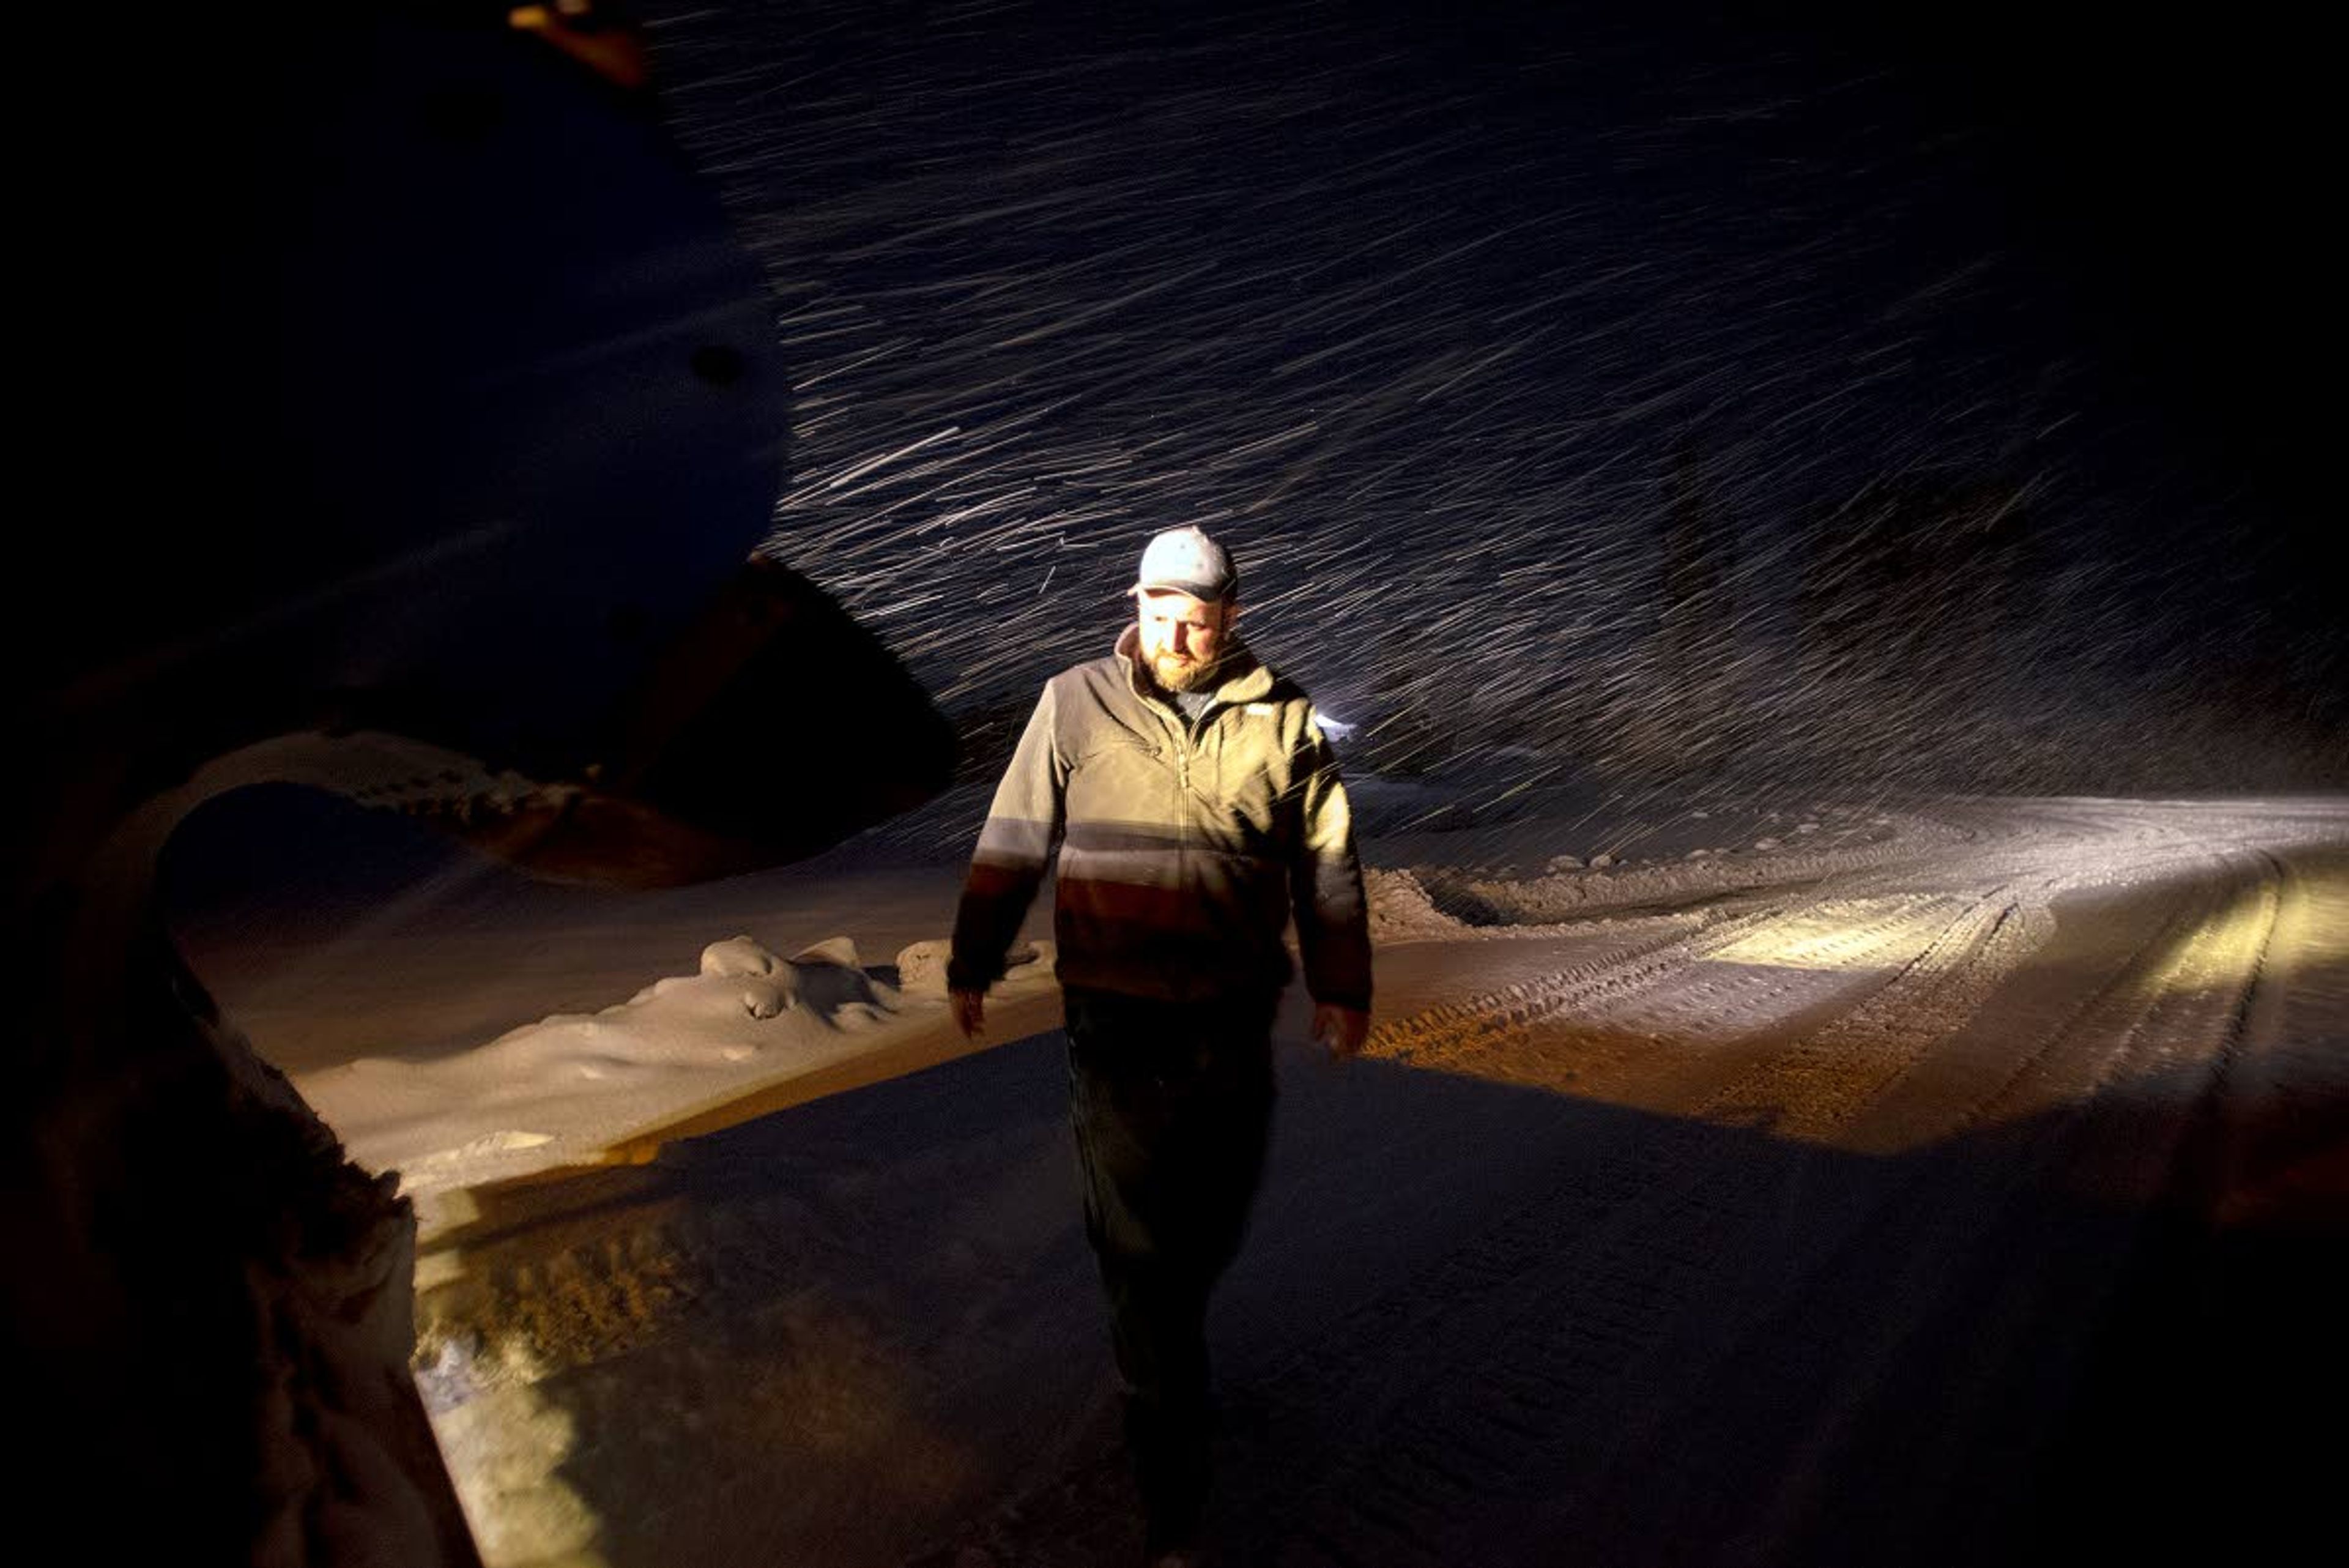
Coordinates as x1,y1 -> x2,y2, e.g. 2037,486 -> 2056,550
950,987 -> 986,1040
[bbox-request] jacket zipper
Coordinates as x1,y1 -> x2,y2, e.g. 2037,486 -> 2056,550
1166,700 -> 1214,864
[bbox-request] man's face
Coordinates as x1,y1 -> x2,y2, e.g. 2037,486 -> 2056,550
1136,590 -> 1234,693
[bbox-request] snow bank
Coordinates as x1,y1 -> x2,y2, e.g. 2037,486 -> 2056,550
300,935 -> 928,1201
1387,806 -> 1954,931
1365,868 -> 1469,942
894,937 -> 1055,996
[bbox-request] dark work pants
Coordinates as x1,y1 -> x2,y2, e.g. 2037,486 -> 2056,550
1063,985 -> 1279,1551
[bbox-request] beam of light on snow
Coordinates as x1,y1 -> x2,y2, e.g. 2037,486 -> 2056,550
1698,899 -> 1943,973
2121,854 -> 2349,1007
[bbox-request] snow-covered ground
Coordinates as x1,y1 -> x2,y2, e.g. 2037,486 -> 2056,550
175,788 -> 2349,1567
184,790 -> 1943,1222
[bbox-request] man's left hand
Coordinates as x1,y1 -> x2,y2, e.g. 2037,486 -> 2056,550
1312,1003 -> 1371,1060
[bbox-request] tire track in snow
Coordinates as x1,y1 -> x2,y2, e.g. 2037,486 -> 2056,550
2206,842 -> 2349,1230
1690,885 -> 2054,1141
1539,846 -> 2288,1568
1233,858 -> 2240,1567
1361,890 -> 1967,1087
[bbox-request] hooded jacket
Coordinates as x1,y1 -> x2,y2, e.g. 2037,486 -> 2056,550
949,626 -> 1372,1011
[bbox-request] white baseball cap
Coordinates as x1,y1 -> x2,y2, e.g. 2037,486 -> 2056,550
1130,525 -> 1238,602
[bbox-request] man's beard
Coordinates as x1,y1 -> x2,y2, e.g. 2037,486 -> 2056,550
1149,649 -> 1222,694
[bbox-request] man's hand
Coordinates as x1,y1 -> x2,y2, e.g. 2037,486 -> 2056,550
1312,1003 -> 1370,1060
950,987 -> 987,1041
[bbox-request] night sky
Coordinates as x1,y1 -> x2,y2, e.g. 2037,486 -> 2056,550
647,0 -> 2340,803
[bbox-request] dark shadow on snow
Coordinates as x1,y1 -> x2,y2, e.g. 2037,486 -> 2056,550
432,1005 -> 2342,1568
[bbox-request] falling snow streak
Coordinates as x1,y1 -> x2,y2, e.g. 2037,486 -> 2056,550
642,1 -> 2345,820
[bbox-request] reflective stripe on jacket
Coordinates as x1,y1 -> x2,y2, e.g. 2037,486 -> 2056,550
949,626 -> 1372,1009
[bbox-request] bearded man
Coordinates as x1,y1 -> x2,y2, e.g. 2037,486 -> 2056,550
949,524 -> 1373,1565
